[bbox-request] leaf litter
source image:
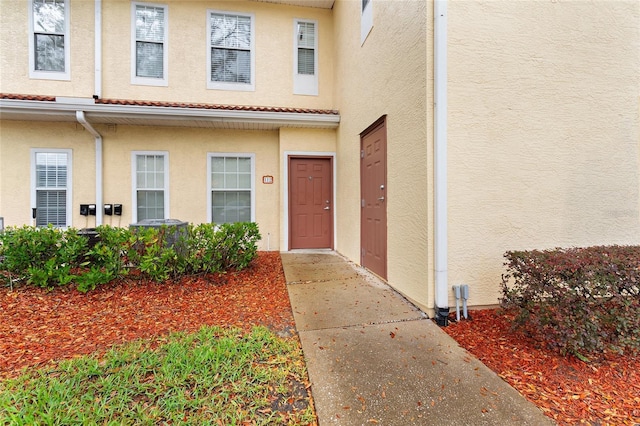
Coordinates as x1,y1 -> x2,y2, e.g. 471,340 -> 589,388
443,309 -> 640,425
0,252 -> 296,379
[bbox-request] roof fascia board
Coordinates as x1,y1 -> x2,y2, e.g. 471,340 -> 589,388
0,99 -> 340,128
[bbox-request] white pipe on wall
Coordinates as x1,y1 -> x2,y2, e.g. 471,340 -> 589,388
434,0 -> 449,316
94,0 -> 102,99
76,111 -> 103,226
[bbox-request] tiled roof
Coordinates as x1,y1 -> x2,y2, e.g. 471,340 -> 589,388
1,93 -> 56,102
0,93 -> 339,115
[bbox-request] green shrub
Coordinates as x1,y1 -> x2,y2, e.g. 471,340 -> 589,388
212,222 -> 261,270
0,222 -> 261,291
0,225 -> 87,288
76,226 -> 133,292
500,245 -> 640,359
183,223 -> 220,274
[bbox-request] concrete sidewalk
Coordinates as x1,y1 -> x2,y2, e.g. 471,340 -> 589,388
282,251 -> 555,426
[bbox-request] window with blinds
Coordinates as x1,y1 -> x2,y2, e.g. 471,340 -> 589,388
297,22 -> 315,75
209,155 -> 254,224
29,0 -> 69,79
208,11 -> 254,91
293,19 -> 318,96
134,153 -> 168,221
132,3 -> 168,85
32,151 -> 70,227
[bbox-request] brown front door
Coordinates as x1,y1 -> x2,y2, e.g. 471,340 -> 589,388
289,157 -> 333,249
360,116 -> 387,279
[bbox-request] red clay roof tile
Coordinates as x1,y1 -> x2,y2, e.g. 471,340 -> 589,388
1,93 -> 339,115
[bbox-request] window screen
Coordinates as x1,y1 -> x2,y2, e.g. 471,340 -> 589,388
297,22 -> 315,75
210,13 -> 252,84
135,154 -> 166,220
34,152 -> 68,227
135,5 -> 165,79
32,0 -> 66,72
210,156 -> 252,224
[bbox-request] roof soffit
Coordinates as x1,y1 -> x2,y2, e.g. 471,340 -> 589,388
0,96 -> 340,130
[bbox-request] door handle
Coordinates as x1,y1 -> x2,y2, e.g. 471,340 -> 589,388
324,206 -> 330,210
378,197 -> 385,201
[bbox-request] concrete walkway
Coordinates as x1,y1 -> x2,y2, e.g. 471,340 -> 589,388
282,251 -> 555,426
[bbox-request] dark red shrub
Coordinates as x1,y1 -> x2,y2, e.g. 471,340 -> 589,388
500,245 -> 640,359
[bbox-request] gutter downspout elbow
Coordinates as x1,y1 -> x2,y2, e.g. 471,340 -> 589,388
76,111 -> 104,227
434,0 -> 449,326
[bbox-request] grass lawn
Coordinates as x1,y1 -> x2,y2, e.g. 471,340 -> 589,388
1,326 -> 314,425
0,252 -> 316,425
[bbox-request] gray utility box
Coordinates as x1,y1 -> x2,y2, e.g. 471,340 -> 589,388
129,219 -> 188,249
78,228 -> 100,249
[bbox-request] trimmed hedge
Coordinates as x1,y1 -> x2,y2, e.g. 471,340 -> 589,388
0,223 -> 261,292
500,245 -> 640,359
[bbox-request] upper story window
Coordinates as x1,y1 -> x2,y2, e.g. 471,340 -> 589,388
361,0 -> 373,45
132,152 -> 169,222
293,19 -> 318,96
29,0 -> 70,80
31,149 -> 72,227
132,2 -> 168,86
207,11 -> 255,91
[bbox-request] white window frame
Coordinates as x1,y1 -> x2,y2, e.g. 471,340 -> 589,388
293,19 -> 318,96
207,153 -> 256,224
30,149 -> 73,228
361,0 -> 373,45
131,2 -> 169,86
206,10 -> 255,92
131,151 -> 170,223
28,0 -> 70,80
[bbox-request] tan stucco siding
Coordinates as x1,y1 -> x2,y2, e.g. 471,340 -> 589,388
101,0 -> 333,108
1,0 -> 333,109
333,0 -> 430,311
0,0 -> 95,96
0,122 -> 282,250
0,121 -> 97,227
447,0 -> 640,306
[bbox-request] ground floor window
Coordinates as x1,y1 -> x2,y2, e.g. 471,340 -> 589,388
132,152 -> 169,222
208,153 -> 255,224
31,149 -> 72,227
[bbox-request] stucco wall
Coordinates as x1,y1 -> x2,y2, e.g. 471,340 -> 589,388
0,0 -> 334,110
102,0 -> 334,108
0,121 -> 282,250
0,121 -> 97,227
332,0 -> 430,311
0,0 -> 95,96
447,0 -> 640,306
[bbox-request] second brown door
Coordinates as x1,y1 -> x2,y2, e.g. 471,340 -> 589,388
361,117 -> 387,279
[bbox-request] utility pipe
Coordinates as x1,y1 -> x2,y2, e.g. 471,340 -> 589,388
434,0 -> 449,325
453,285 -> 461,321
76,111 -> 103,226
462,284 -> 469,319
94,0 -> 102,99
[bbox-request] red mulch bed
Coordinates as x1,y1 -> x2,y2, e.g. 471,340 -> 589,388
443,309 -> 640,425
0,252 -> 295,380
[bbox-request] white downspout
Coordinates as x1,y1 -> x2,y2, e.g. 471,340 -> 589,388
76,111 -> 103,227
434,0 -> 449,324
94,0 -> 102,99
